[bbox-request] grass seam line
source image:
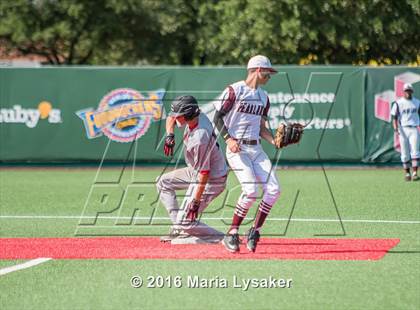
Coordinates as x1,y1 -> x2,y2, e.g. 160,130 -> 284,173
0,215 -> 419,224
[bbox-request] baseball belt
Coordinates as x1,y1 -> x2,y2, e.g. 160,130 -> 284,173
238,139 -> 260,145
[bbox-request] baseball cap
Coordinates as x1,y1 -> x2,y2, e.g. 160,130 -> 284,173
247,55 -> 277,73
403,83 -> 414,91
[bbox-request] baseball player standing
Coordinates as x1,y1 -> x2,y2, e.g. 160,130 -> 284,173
391,83 -> 420,181
157,95 -> 228,243
213,55 -> 280,253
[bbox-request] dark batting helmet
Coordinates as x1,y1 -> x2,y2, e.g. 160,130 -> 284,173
169,95 -> 200,120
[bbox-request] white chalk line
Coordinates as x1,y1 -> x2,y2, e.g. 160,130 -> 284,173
0,215 -> 419,224
0,258 -> 52,276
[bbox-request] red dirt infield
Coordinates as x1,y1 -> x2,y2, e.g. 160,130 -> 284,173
0,237 -> 400,260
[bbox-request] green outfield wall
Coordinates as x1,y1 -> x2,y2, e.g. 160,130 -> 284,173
0,66 -> 419,163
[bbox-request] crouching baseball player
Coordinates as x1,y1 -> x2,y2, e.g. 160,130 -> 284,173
214,55 -> 303,253
157,95 -> 228,243
391,83 -> 420,181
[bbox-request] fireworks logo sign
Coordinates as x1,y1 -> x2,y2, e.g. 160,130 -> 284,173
77,88 -> 165,143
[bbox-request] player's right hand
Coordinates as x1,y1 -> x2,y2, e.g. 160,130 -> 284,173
186,199 -> 200,222
226,138 -> 240,153
164,133 -> 175,156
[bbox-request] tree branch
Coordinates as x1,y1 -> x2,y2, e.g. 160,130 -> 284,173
77,47 -> 94,64
67,19 -> 89,64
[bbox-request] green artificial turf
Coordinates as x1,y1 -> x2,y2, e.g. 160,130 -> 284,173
0,167 -> 419,309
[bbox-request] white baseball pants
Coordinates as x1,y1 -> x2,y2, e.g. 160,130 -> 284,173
226,144 -> 280,212
398,126 -> 420,164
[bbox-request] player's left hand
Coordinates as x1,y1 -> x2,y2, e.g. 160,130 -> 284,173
186,199 -> 200,221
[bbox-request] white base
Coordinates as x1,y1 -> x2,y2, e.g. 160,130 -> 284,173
171,235 -> 223,245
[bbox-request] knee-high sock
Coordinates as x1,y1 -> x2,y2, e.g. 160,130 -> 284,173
413,158 -> 418,174
229,191 -> 257,233
253,200 -> 273,232
229,204 -> 249,233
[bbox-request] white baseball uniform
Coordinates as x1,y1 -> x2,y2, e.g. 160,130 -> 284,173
214,80 -> 280,218
391,97 -> 420,164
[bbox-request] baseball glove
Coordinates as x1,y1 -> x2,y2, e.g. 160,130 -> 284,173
274,123 -> 304,149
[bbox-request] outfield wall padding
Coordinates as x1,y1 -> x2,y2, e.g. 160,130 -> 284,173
0,66 -> 418,163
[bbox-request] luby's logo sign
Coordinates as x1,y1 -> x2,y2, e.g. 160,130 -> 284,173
0,101 -> 62,128
76,88 -> 165,143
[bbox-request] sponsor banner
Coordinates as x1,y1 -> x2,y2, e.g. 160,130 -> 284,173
0,102 -> 62,128
364,68 -> 420,163
76,88 -> 165,142
0,68 -> 173,161
0,66 -> 382,162
199,68 -> 364,161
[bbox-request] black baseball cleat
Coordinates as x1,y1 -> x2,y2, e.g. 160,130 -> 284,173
412,174 -> 419,181
246,228 -> 260,252
405,173 -> 411,182
222,233 -> 240,253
